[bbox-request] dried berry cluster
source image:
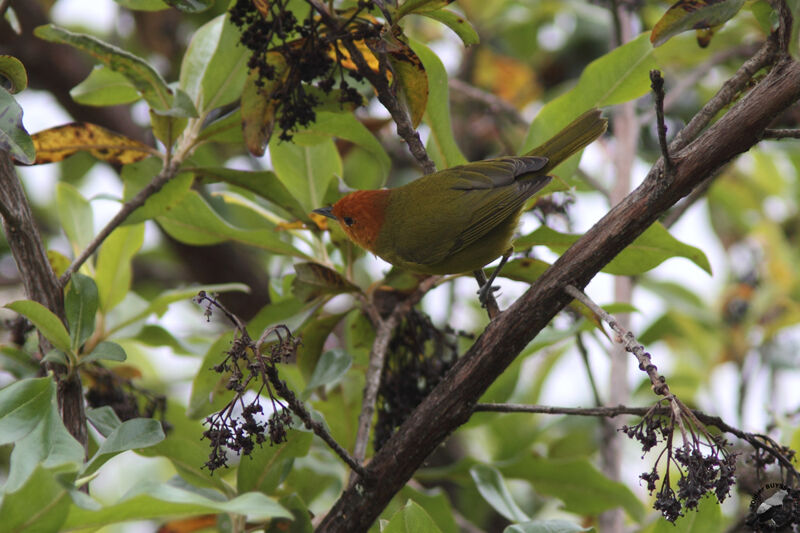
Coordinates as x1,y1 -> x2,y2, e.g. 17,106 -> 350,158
374,309 -> 468,450
621,405 -> 737,522
195,293 -> 300,473
229,0 -> 378,140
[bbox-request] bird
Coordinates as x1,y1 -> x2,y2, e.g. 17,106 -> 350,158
314,108 -> 607,307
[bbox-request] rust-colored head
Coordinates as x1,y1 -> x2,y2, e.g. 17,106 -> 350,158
314,189 -> 391,253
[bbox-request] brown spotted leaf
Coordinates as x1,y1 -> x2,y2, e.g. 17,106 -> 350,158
241,53 -> 288,156
291,262 -> 359,302
650,0 -> 745,47
31,123 -> 156,165
387,39 -> 428,128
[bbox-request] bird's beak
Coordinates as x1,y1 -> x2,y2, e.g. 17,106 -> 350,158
312,206 -> 337,220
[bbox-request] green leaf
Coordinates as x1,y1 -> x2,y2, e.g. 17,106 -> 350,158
121,157 -> 193,224
80,341 -> 127,365
291,262 -> 359,303
410,39 -> 467,169
0,54 -> 28,93
384,500 -> 444,533
499,456 -> 645,521
420,9 -> 479,46
62,482 -> 291,529
237,429 -> 313,494
5,301 -> 71,353
646,494 -> 722,533
0,86 -> 35,164
113,0 -> 169,10
195,167 -> 310,223
0,464 -> 71,533
137,400 -> 227,491
0,377 -> 55,446
64,273 -> 98,350
504,520 -> 593,533
303,349 -> 352,396
396,485 -> 459,533
81,417 -> 165,477
515,223 -> 711,275
157,189 -> 311,258
179,13 -> 248,112
95,223 -> 144,313
6,396 -> 84,492
397,0 -> 455,18
266,493 -> 314,533
523,33 -> 655,176
301,111 -> 391,190
86,406 -> 122,437
270,135 -> 342,214
296,312 -> 348,382
70,66 -> 141,106
34,24 -> 173,111
56,182 -> 94,257
470,464 -> 530,523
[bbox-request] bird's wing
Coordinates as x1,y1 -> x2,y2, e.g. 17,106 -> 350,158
392,157 -> 550,266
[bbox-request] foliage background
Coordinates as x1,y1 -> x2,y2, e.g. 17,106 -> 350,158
1,0 -> 800,532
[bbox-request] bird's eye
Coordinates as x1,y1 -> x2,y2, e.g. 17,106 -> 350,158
343,216 -> 355,227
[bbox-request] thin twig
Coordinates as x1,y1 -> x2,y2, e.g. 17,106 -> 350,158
307,0 -> 435,174
264,358 -> 369,478
59,160 -> 178,287
671,38 -> 777,151
474,401 -> 799,481
575,333 -> 602,406
565,284 -> 668,396
349,275 -> 440,485
650,70 -> 673,172
763,128 -> 800,139
448,79 -> 526,126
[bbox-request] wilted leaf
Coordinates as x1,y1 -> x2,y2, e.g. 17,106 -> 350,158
0,55 -> 27,93
0,87 -> 35,164
388,40 -> 428,128
34,24 -> 173,110
291,262 -> 359,302
650,0 -> 745,47
31,123 -> 155,165
241,54 -> 288,156
163,0 -> 213,12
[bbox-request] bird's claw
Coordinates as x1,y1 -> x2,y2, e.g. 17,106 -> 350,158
477,283 -> 501,308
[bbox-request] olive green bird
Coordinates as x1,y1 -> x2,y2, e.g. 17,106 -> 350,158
314,108 -> 607,304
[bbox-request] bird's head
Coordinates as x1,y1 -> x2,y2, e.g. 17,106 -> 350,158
313,189 -> 391,253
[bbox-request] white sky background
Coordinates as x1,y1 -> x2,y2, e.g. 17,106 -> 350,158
9,0 -> 799,528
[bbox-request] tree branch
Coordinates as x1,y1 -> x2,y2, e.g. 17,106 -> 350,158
58,159 -> 176,287
0,152 -> 88,453
316,50 -> 800,532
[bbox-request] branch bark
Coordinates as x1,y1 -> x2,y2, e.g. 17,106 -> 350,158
316,52 -> 800,532
0,152 -> 88,452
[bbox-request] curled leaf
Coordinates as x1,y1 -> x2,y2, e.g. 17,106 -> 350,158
31,123 -> 156,165
291,262 -> 359,302
650,0 -> 745,47
0,55 -> 27,94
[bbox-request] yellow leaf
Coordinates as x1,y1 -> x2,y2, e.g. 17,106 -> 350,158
275,220 -> 306,231
241,53 -> 288,156
31,122 -> 156,165
252,0 -> 269,18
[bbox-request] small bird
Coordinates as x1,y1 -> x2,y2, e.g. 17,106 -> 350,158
314,108 -> 607,305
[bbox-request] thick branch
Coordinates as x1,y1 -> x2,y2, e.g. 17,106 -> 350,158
0,152 -> 88,452
317,53 -> 800,532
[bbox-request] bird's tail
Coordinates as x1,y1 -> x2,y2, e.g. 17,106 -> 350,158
524,108 -> 607,174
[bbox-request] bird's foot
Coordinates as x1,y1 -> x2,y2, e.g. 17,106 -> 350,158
477,282 -> 501,308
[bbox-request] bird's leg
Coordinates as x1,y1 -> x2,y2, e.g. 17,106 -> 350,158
474,248 -> 512,317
